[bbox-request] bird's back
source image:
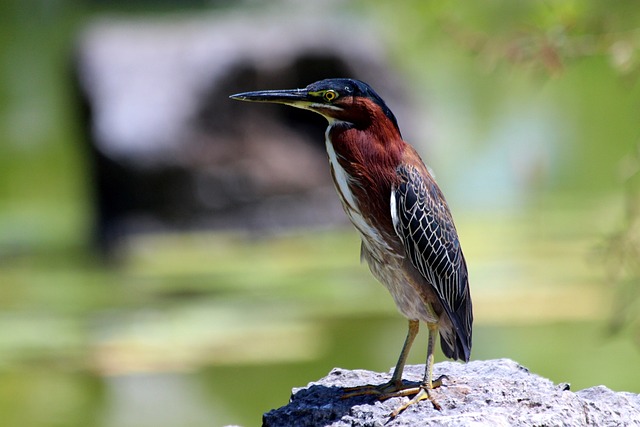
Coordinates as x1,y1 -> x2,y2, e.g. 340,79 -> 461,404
326,120 -> 472,362
390,149 -> 472,361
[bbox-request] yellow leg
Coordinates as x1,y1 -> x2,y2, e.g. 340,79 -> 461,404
343,321 -> 446,417
390,319 -> 420,385
424,321 -> 437,388
389,322 -> 445,417
342,319 -> 419,397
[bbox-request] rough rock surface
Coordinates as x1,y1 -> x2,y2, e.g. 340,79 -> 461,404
262,358 -> 640,427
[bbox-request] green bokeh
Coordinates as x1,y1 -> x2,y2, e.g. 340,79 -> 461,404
2,1 -> 640,426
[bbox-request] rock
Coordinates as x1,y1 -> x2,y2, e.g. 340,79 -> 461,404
262,358 -> 640,427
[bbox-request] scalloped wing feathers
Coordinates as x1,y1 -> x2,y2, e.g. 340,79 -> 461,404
391,163 -> 472,361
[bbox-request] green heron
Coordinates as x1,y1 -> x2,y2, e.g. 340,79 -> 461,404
230,78 -> 472,416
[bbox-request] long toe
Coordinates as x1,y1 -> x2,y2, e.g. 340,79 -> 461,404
390,387 -> 441,418
343,374 -> 447,401
342,379 -> 408,399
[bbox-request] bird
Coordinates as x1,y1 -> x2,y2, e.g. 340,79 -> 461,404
230,78 -> 472,416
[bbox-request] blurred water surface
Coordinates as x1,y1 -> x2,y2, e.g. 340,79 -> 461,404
2,209 -> 639,426
2,1 -> 640,427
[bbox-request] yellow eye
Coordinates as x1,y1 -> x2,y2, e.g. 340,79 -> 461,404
323,90 -> 338,102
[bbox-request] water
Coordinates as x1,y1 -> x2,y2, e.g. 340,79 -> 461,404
1,210 -> 639,427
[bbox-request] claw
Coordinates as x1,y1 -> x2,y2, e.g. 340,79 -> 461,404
389,387 -> 440,418
342,375 -> 448,418
340,321 -> 452,418
341,379 -> 407,399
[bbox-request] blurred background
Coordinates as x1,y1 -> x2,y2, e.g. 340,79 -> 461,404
2,1 -> 640,426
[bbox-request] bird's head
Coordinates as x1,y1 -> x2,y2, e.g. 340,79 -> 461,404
230,78 -> 400,135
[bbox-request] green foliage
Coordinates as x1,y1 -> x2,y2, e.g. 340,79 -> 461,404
2,1 -> 640,426
600,144 -> 640,342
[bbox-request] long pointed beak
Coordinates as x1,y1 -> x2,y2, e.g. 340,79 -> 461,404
229,88 -> 310,105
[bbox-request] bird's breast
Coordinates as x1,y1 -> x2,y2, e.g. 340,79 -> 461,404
324,127 -> 396,257
324,126 -> 439,323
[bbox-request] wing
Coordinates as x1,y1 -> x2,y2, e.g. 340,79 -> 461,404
391,163 -> 472,361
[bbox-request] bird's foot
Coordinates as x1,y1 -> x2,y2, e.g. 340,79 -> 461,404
342,375 -> 448,417
388,385 -> 438,418
341,379 -> 406,399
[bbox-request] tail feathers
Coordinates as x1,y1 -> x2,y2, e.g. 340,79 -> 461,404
439,329 -> 471,362
440,269 -> 473,362
439,299 -> 473,362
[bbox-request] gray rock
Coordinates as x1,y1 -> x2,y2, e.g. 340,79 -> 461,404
262,358 -> 640,427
